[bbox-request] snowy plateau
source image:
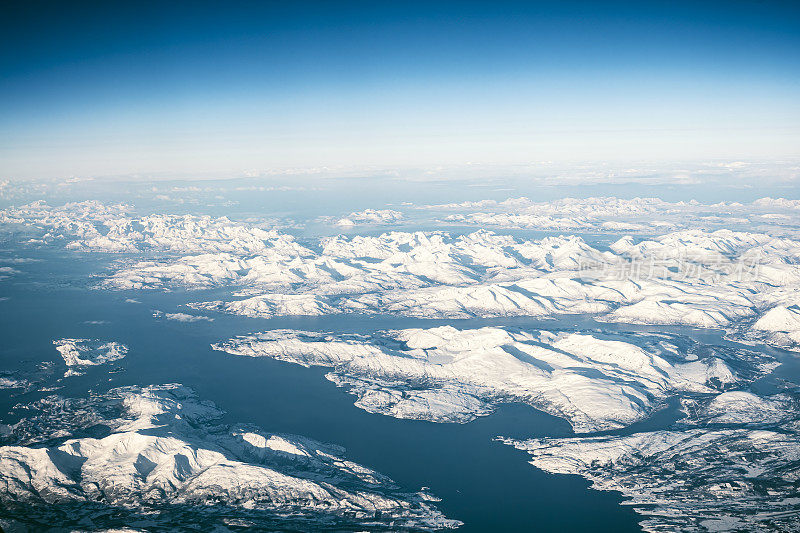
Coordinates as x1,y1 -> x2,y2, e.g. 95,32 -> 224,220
2,196 -> 800,531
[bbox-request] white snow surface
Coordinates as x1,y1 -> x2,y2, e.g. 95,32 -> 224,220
334,209 -> 403,227
4,198 -> 800,532
0,378 -> 30,390
53,339 -> 128,377
750,305 -> 800,348
502,425 -> 800,532
0,384 -> 458,531
425,195 -> 800,235
121,228 -> 800,352
3,196 -> 799,244
4,201 -> 800,353
0,200 -> 304,255
213,326 -> 769,433
680,391 -> 794,426
152,311 -> 214,322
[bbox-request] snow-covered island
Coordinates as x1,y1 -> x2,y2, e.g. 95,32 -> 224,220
0,384 -> 458,531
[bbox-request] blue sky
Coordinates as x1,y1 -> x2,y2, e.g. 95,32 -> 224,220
2,1 -> 799,178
